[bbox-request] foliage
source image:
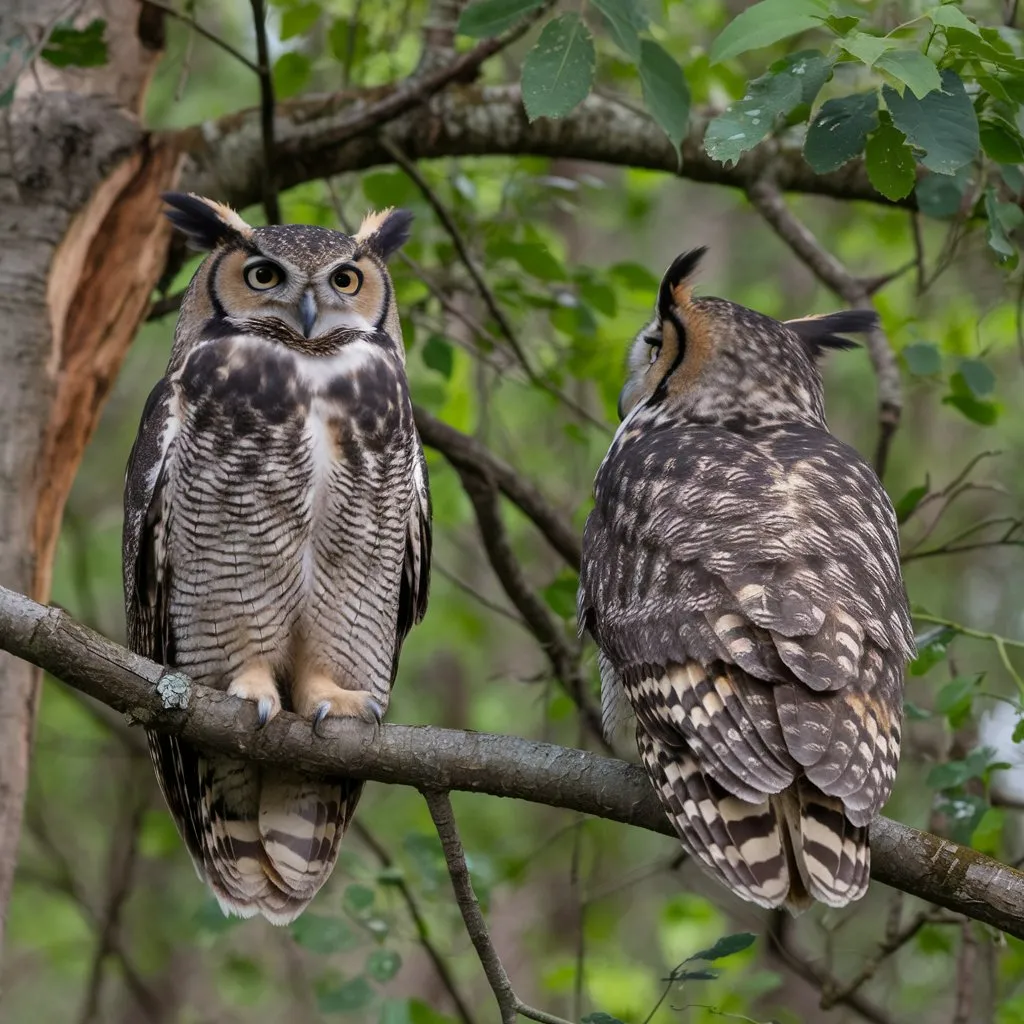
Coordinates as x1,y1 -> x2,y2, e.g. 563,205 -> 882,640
5,0 -> 1024,1023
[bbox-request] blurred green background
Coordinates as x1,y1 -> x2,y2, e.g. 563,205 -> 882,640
5,0 -> 1024,1021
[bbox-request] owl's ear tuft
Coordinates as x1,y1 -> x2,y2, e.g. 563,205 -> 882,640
162,192 -> 254,250
355,207 -> 414,259
786,310 -> 877,358
658,246 -> 708,318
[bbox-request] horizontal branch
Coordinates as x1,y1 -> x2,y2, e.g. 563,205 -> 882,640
2,584 -> 1023,939
174,86 -> 901,216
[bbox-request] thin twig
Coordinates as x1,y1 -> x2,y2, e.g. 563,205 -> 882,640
454,466 -> 608,749
435,564 -> 528,629
952,920 -> 976,1024
249,0 -> 281,224
352,819 -> 478,1024
747,174 -> 902,478
141,0 -> 261,73
422,790 -> 574,1024
379,137 -> 605,430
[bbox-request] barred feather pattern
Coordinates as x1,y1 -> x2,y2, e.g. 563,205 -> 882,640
580,415 -> 914,911
125,329 -> 430,924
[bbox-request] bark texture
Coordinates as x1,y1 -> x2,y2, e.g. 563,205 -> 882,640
0,0 -> 176,956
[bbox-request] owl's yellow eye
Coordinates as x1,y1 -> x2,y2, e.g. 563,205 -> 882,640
331,265 -> 363,295
244,262 -> 284,290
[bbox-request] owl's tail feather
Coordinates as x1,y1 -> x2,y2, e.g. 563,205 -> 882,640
640,732 -> 870,912
147,732 -> 356,925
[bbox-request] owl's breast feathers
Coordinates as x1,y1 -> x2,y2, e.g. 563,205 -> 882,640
579,419 -> 914,909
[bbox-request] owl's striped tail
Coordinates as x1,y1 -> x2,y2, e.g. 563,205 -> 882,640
148,733 -> 359,924
639,732 -> 870,910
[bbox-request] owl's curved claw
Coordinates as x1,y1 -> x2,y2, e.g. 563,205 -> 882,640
365,698 -> 383,724
257,697 -> 275,727
312,701 -> 332,736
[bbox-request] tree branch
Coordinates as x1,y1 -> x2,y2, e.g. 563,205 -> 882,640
746,175 -> 903,478
423,790 -> 573,1024
2,585 -> 1023,939
248,0 -> 281,224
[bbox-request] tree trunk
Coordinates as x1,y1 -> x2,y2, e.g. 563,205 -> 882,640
0,0 -> 175,956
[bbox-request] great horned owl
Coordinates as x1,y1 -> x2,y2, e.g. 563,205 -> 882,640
578,248 -> 914,910
123,194 -> 432,923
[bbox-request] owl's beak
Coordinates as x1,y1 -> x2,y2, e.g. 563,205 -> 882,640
298,290 -> 318,338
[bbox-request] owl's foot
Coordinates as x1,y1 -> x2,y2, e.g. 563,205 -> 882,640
227,663 -> 281,727
293,674 -> 383,734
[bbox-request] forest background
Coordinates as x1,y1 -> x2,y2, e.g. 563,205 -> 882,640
2,0 -> 1024,1022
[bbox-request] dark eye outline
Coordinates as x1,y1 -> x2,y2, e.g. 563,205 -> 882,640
643,332 -> 663,364
330,264 -> 364,296
243,261 -> 284,291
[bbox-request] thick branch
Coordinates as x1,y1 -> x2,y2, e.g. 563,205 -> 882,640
176,87 -> 903,218
2,585 -> 1024,939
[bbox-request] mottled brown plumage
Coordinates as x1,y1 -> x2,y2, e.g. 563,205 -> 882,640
124,194 -> 431,923
578,248 -> 913,910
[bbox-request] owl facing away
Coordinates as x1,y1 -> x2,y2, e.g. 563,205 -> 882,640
578,248 -> 915,910
123,194 -> 432,924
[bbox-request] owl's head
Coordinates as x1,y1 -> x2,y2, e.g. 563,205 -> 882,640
617,247 -> 878,429
163,192 -> 412,356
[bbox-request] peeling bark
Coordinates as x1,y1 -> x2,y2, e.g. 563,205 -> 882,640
0,0 -> 173,956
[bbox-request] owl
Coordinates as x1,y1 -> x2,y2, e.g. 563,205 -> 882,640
578,248 -> 914,910
123,193 -> 432,924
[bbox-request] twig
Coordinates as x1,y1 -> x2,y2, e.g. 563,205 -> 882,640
415,0 -> 466,77
352,819 -> 478,1024
952,920 -> 976,1024
340,0 -> 364,87
249,0 -> 280,224
414,406 -> 583,569
454,465 -> 608,749
378,138 -> 605,430
3,586 -> 1024,938
422,790 -> 574,1024
913,611 -> 1024,695
141,0 -> 260,73
146,289 -> 186,321
746,174 -> 902,478
435,564 -> 528,629
820,905 -> 952,1009
76,791 -> 148,1024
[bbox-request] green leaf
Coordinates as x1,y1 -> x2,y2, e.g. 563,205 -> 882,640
905,700 -> 932,721
582,1015 -> 627,1024
457,0 -> 545,38
903,342 -> 941,375
704,52 -> 831,166
522,14 -> 596,121
422,335 -> 454,379
488,239 -> 566,280
273,51 -> 312,99
317,975 -> 376,1013
980,120 -> 1024,163
934,792 -> 989,844
709,0 -> 826,65
327,18 -> 367,64
344,883 -> 377,914
1013,716 -> 1024,743
407,1000 -> 460,1024
803,92 -> 878,173
367,949 -> 402,983
935,675 -> 979,715
362,170 -> 417,209
590,0 -> 647,61
685,931 -> 757,963
984,187 -> 1023,263
894,481 -> 929,523
866,122 -> 916,200
280,2 -> 321,40
638,40 -> 691,155
840,31 -> 898,67
928,4 -> 980,36
959,358 -> 995,397
673,968 -> 721,981
875,49 -> 941,99
944,371 -> 999,424
290,914 -> 361,954
41,19 -> 107,68
915,166 -> 971,218
193,897 -> 245,935
884,69 -> 979,174
910,626 -> 954,676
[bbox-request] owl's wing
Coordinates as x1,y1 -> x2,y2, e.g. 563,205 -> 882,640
393,442 -> 432,674
579,422 -> 914,822
123,378 -> 207,860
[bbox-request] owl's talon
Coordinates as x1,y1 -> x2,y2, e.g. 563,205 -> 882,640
313,701 -> 331,733
257,697 -> 275,727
